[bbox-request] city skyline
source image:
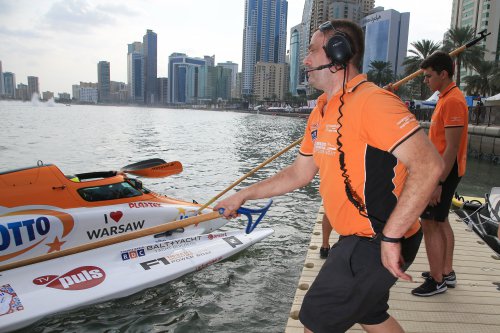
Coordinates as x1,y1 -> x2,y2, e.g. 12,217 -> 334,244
0,0 -> 453,94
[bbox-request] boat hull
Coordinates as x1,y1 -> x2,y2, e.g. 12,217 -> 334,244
0,228 -> 274,332
0,203 -> 227,265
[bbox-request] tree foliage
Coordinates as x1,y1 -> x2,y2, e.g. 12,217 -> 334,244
442,26 -> 484,87
402,39 -> 442,100
367,61 -> 394,87
463,60 -> 500,96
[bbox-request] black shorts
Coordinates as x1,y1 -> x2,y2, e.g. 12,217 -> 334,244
420,160 -> 461,222
299,229 -> 422,333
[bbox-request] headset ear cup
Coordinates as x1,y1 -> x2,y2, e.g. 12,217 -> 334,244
324,34 -> 353,66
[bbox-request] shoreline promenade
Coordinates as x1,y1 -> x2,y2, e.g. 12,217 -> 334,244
285,206 -> 500,332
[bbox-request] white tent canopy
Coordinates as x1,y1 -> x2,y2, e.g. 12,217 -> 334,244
422,90 -> 439,106
484,93 -> 500,106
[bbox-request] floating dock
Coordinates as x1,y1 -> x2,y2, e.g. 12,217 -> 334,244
285,207 -> 500,332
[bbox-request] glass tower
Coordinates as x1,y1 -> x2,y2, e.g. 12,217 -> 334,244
143,29 -> 158,104
242,0 -> 288,97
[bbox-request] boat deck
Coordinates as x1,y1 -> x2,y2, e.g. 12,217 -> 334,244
285,207 -> 500,332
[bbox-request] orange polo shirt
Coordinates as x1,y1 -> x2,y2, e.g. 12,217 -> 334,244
300,74 -> 421,238
428,82 -> 468,177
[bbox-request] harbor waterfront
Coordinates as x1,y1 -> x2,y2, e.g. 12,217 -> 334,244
1,100 -> 499,332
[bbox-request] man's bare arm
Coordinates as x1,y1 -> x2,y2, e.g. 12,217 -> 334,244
381,130 -> 444,280
214,154 -> 319,217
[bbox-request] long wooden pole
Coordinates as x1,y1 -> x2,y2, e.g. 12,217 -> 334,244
0,211 -> 221,272
197,136 -> 304,213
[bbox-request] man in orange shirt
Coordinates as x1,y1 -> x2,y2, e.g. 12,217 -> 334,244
216,19 -> 443,332
411,51 -> 468,297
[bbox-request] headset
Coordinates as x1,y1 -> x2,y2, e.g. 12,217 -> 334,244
307,23 -> 355,73
323,32 -> 354,68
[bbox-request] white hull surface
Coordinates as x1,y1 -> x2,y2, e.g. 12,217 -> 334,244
0,228 -> 274,332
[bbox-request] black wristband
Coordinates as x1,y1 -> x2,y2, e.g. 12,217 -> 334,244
380,233 -> 404,243
438,180 -> 445,186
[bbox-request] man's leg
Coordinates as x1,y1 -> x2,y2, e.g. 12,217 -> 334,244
322,214 -> 332,249
440,217 -> 455,275
361,316 -> 404,333
421,218 -> 445,280
320,214 -> 332,258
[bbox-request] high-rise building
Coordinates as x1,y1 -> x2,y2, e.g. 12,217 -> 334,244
360,0 -> 375,16
42,91 -> 54,101
143,29 -> 157,104
204,55 -> 215,67
80,87 -> 98,103
127,42 -> 145,104
330,1 -> 362,22
3,72 -> 16,98
27,76 -> 39,99
451,0 -> 499,79
207,66 -> 232,101
217,61 -> 239,98
0,60 -> 3,96
156,77 -> 168,105
97,61 -> 111,103
72,84 -> 80,101
253,62 -> 289,102
110,81 -> 128,103
168,53 -> 208,104
242,0 -> 288,97
361,8 -> 410,76
289,24 -> 302,95
16,83 -> 28,101
58,92 -> 71,101
308,1 -> 374,38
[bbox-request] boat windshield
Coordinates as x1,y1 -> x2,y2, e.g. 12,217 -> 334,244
77,182 -> 143,202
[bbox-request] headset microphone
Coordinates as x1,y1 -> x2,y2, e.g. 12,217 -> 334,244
305,63 -> 334,73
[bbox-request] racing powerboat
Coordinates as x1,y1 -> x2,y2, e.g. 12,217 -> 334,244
0,160 -> 274,332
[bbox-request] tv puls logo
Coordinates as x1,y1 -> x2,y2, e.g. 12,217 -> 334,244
33,266 -> 106,290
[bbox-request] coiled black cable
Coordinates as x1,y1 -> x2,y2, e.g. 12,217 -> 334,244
335,66 -> 368,218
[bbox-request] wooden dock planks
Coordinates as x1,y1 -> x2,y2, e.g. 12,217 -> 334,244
285,209 -> 500,333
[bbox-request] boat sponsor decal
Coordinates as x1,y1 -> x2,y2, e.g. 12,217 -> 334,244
103,211 -> 123,223
109,211 -> 123,222
0,284 -> 24,316
0,209 -> 74,261
128,202 -> 162,208
87,220 -> 145,240
33,266 -> 105,290
147,236 -> 202,252
121,247 -> 146,261
223,236 -> 243,248
140,249 -> 212,270
208,232 -> 227,240
176,208 -> 197,221
196,256 -> 223,271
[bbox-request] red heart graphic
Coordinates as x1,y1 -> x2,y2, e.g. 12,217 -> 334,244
110,211 -> 123,222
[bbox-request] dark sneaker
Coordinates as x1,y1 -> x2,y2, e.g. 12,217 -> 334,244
412,277 -> 448,297
320,246 -> 330,259
421,270 -> 457,288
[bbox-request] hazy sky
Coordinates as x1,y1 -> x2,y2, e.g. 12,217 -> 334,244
0,0 -> 452,94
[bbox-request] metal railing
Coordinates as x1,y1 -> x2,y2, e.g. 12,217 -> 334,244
410,105 -> 500,127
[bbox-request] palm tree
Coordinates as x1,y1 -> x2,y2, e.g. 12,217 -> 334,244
442,26 -> 484,87
402,39 -> 442,100
367,61 -> 394,87
463,60 -> 500,96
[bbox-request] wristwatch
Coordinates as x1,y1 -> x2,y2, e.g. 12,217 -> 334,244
380,232 -> 404,243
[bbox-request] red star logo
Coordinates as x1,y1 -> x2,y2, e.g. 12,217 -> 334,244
46,236 -> 66,253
